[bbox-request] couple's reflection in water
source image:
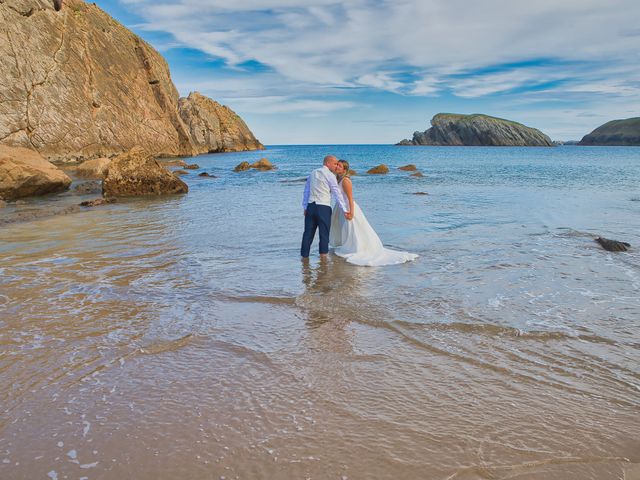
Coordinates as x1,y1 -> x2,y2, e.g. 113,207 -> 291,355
298,255 -> 378,354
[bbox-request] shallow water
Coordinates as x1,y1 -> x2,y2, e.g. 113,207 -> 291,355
1,145 -> 639,479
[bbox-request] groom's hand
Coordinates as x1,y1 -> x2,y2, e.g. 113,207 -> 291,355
303,209 -> 307,216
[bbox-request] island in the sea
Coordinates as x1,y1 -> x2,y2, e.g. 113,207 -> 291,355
397,113 -> 554,147
578,117 -> 640,146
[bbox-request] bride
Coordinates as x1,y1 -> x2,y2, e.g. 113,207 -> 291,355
330,160 -> 418,266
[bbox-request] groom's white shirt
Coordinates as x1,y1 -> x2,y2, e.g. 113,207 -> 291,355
302,166 -> 349,212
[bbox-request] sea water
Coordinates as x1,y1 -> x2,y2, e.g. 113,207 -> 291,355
1,145 -> 639,479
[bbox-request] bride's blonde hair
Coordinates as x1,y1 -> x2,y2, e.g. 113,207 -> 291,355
338,159 -> 350,181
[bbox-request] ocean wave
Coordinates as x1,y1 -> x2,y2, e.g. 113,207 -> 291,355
391,320 -> 619,344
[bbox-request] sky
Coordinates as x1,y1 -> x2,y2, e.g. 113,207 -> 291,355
97,0 -> 640,144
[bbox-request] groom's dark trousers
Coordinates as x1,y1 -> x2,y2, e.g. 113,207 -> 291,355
301,202 -> 332,257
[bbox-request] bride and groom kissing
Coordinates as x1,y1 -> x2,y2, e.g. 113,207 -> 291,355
301,155 -> 418,267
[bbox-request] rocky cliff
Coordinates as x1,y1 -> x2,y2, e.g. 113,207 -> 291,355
578,117 -> 640,146
179,92 -> 264,154
397,113 -> 553,147
0,0 -> 263,163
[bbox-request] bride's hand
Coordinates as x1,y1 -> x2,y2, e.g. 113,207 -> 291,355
344,211 -> 353,221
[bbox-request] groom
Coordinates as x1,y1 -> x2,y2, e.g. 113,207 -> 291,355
301,155 -> 352,259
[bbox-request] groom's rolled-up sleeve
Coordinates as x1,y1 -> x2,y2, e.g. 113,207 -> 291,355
302,175 -> 311,209
327,172 -> 349,212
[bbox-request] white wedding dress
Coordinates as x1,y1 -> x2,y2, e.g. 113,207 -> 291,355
329,179 -> 418,266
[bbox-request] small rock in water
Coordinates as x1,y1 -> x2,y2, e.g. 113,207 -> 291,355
73,181 -> 102,195
80,198 -> 116,207
163,159 -> 187,167
348,169 -> 357,176
234,161 -> 251,172
367,164 -> 389,174
398,164 -> 417,171
595,236 -> 630,252
410,171 -> 424,177
173,169 -> 189,175
250,158 -> 275,170
198,172 -> 217,178
412,192 -> 429,195
184,164 -> 199,170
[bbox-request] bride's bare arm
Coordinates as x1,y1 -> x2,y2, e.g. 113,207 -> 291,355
342,177 -> 355,219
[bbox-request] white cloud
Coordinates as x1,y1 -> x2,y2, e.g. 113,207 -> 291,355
356,73 -> 404,93
222,95 -> 358,115
121,0 -> 640,96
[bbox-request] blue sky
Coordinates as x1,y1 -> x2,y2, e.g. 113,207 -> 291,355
98,0 -> 640,144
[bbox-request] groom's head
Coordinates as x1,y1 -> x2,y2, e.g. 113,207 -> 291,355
323,155 -> 339,172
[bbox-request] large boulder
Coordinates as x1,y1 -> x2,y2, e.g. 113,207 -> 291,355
102,147 -> 188,197
0,0 -> 262,162
178,92 -> 264,154
397,113 -> 553,146
0,145 -> 71,200
75,157 -> 112,179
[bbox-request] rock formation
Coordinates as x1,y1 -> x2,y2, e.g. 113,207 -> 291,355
0,145 -> 71,200
367,164 -> 389,174
178,92 -> 264,154
0,0 -> 263,163
595,237 -> 630,252
102,147 -> 188,197
250,158 -> 275,170
162,159 -> 187,167
234,161 -> 251,172
398,164 -> 417,171
73,180 -> 101,194
397,113 -> 553,146
80,197 -> 116,207
75,158 -> 111,179
234,159 -> 275,171
578,117 -> 640,146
